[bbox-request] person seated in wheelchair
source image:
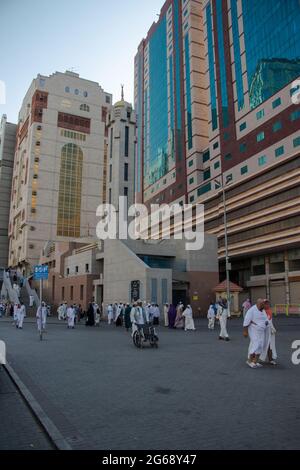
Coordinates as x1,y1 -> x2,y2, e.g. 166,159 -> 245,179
131,300 -> 149,340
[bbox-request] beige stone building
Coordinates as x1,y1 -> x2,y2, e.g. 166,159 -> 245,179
0,115 -> 17,268
8,70 -> 112,273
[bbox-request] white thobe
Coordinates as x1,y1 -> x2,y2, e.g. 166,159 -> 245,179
217,305 -> 230,339
163,306 -> 169,327
107,306 -> 114,324
183,308 -> 196,331
13,305 -> 18,322
243,306 -> 269,356
29,295 -> 34,307
37,307 -> 47,329
207,307 -> 216,330
67,308 -> 75,328
18,305 -> 26,328
260,318 -> 277,361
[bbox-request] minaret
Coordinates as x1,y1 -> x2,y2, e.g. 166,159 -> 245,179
106,87 -> 137,212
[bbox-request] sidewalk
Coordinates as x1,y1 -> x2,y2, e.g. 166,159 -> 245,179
0,366 -> 54,450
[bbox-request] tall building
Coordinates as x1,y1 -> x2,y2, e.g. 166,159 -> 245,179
200,0 -> 300,304
106,89 -> 137,210
0,115 -> 17,268
8,71 -> 112,272
134,0 -> 209,206
135,0 -> 300,306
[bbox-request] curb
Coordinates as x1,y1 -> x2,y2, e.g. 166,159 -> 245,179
4,362 -> 72,450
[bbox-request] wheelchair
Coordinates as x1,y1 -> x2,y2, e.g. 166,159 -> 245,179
132,323 -> 159,349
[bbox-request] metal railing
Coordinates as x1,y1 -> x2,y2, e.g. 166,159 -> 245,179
0,269 -> 20,304
274,304 -> 300,316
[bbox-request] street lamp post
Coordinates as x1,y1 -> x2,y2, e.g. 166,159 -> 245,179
221,173 -> 231,316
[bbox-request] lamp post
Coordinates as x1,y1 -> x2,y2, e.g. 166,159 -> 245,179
215,174 -> 231,316
221,173 -> 231,316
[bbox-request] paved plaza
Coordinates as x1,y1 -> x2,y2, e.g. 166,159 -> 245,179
0,316 -> 299,450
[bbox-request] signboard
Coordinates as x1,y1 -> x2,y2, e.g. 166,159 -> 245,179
131,281 -> 140,302
33,265 -> 49,281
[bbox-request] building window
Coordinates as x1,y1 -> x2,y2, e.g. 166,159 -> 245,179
125,126 -> 129,157
213,141 -> 219,150
109,188 -> 112,204
224,153 -> 232,161
239,122 -> 247,132
124,187 -> 128,197
83,91 -> 88,98
109,164 -> 112,183
241,165 -> 248,175
124,163 -> 129,181
275,146 -> 285,157
293,137 -> 300,148
240,143 -> 247,152
224,132 -> 230,141
80,104 -> 90,112
290,110 -> 300,121
203,168 -> 211,181
272,121 -> 282,132
188,159 -> 193,167
106,96 -> 110,104
258,155 -> 267,166
74,89 -> 79,95
85,264 -> 89,273
67,268 -> 70,276
189,177 -> 194,185
80,285 -> 84,301
214,161 -> 220,170
203,150 -> 210,163
70,286 -> 74,300
57,143 -> 83,238
65,87 -> 70,93
75,266 -> 79,274
256,109 -> 264,120
257,132 -> 265,142
197,182 -> 211,196
190,195 -> 195,203
272,97 -> 281,109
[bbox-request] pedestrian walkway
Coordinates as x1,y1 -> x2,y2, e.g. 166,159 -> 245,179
0,366 -> 54,450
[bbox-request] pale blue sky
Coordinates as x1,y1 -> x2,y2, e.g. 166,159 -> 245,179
0,0 -> 163,122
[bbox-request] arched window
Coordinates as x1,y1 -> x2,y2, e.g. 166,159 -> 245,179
65,86 -> 70,93
80,104 -> 90,112
57,143 -> 83,237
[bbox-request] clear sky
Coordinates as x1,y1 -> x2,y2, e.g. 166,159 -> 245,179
0,0 -> 164,123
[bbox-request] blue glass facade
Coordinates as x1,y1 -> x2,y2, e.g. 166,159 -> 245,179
135,52 -> 143,193
242,0 -> 300,109
230,0 -> 244,111
146,16 -> 169,185
184,33 -> 193,150
206,3 -> 218,131
216,0 -> 229,128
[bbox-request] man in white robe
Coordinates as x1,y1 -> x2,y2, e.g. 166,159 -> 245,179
67,305 -> 75,329
13,303 -> 19,327
243,299 -> 269,368
207,303 -> 216,330
183,305 -> 196,331
57,304 -> 65,321
107,304 -> 114,324
36,302 -> 47,331
163,304 -> 169,327
17,302 -> 26,329
217,299 -> 230,341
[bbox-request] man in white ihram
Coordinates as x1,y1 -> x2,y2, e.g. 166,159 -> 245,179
243,299 -> 269,369
131,301 -> 149,338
